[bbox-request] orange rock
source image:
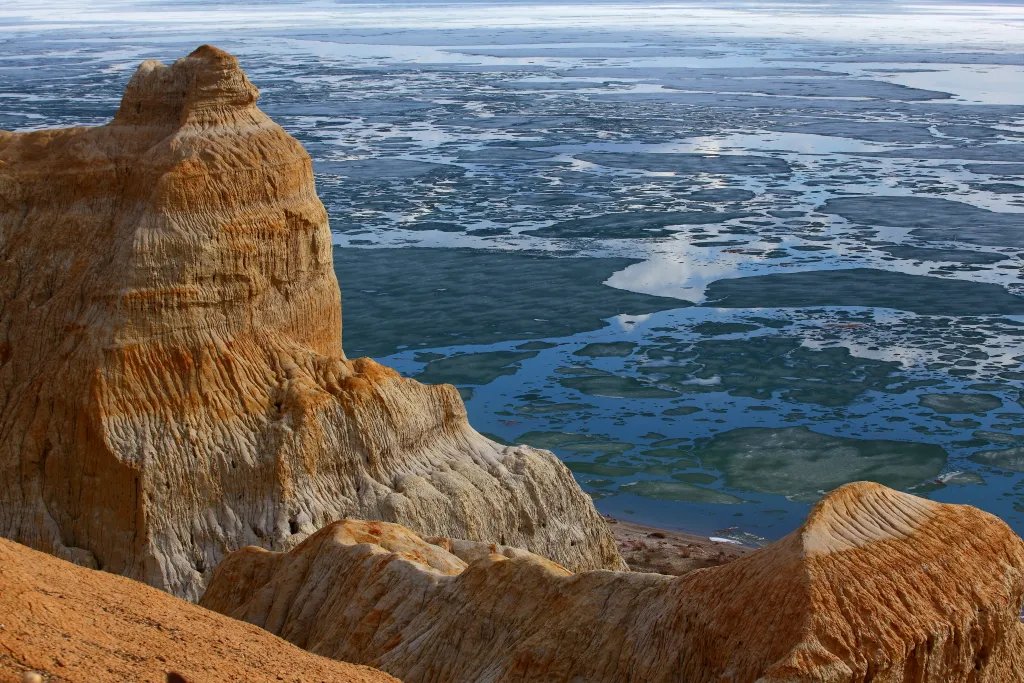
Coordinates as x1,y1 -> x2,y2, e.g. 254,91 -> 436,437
0,536 -> 397,683
0,46 -> 623,600
201,483 -> 1024,682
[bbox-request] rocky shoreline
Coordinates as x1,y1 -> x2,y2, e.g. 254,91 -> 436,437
606,517 -> 753,575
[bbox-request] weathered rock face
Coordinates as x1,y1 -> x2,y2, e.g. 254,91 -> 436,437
202,482 -> 1024,683
0,536 -> 398,682
0,45 -> 623,600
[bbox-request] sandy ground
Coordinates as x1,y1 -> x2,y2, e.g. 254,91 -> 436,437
0,538 -> 397,683
606,516 -> 753,575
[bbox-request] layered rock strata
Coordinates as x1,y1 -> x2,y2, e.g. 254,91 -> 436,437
202,482 -> 1024,682
0,536 -> 398,683
0,45 -> 623,600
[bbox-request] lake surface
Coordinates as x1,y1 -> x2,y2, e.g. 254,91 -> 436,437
3,0 -> 1023,543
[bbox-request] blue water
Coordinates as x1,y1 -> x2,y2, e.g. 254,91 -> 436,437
3,0 -> 1023,543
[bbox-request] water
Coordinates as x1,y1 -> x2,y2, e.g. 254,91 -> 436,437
3,0 -> 1023,544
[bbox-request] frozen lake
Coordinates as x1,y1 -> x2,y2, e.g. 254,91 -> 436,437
2,0 -> 1023,543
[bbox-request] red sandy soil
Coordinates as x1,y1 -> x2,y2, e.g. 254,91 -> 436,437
0,538 -> 397,683
607,517 -> 753,575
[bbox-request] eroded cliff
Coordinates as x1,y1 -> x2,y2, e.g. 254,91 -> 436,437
0,45 -> 623,600
201,482 -> 1024,683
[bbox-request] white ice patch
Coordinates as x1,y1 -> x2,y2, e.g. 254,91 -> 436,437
709,536 -> 742,545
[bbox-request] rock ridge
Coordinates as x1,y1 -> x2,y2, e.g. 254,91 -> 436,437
0,45 -> 623,600
202,482 -> 1024,682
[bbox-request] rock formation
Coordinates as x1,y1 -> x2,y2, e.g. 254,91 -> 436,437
202,482 -> 1024,682
0,536 -> 398,683
0,45 -> 623,600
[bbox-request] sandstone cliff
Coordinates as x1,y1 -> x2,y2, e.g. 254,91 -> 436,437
0,45 -> 623,600
202,482 -> 1024,682
0,536 -> 398,683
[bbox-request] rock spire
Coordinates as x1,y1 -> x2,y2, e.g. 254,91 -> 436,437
0,46 -> 623,600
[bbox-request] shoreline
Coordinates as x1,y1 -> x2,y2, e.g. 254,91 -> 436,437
605,515 -> 753,575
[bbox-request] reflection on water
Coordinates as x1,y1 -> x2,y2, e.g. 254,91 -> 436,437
3,0 -> 1023,542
